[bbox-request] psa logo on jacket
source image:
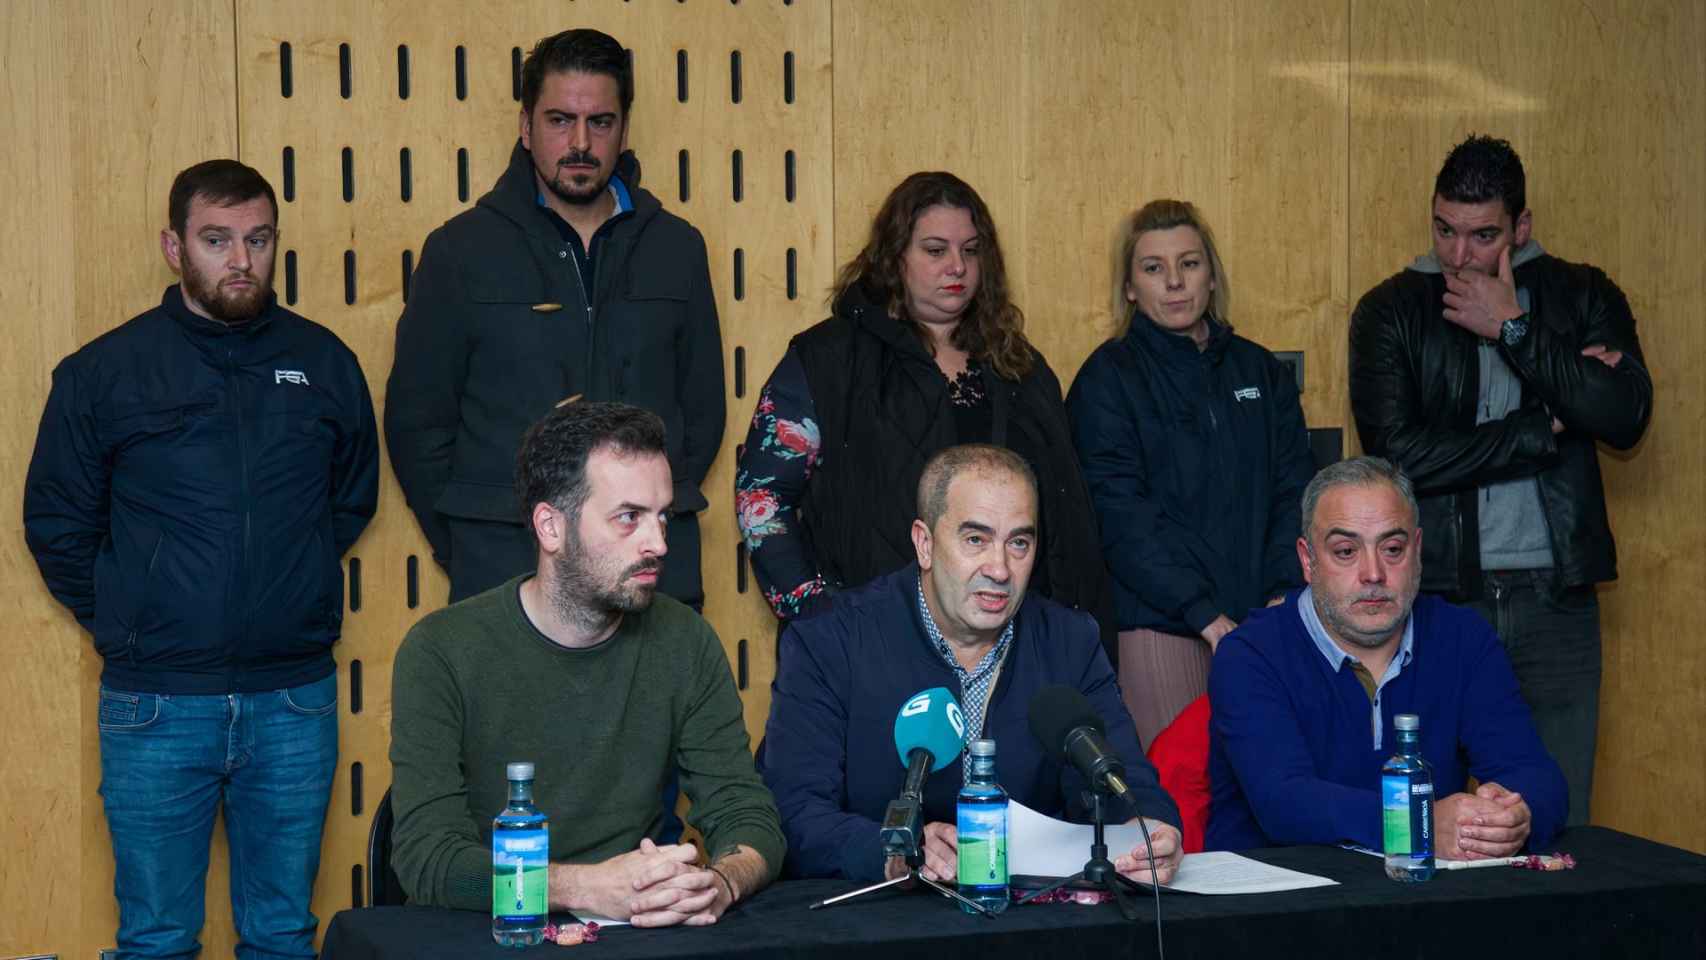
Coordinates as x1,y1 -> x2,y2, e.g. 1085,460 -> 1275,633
275,369 -> 310,386
1232,386 -> 1261,402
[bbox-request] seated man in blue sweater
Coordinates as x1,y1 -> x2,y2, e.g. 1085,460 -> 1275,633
1208,456 -> 1567,858
759,444 -> 1182,884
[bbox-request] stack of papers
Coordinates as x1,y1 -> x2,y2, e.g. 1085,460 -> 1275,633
1008,800 -> 1338,895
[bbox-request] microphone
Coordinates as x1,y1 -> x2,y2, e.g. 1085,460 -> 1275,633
878,687 -> 966,859
1028,685 -> 1130,799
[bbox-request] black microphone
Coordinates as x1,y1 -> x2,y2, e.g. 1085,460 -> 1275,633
1028,685 -> 1131,799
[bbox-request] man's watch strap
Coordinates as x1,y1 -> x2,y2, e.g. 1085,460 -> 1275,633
1500,315 -> 1530,347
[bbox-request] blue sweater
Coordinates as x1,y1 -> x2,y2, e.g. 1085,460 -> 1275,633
759,566 -> 1180,881
1207,591 -> 1566,853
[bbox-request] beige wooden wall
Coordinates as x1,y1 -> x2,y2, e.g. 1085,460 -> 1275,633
2,1 -> 1700,956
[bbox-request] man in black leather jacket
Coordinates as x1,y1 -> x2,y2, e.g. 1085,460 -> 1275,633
1349,135 -> 1652,826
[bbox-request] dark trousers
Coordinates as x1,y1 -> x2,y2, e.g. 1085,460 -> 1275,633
1464,568 -> 1600,827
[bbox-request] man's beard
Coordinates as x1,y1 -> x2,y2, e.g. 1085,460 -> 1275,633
545,535 -> 662,632
1313,579 -> 1419,649
181,254 -> 271,323
543,150 -> 612,206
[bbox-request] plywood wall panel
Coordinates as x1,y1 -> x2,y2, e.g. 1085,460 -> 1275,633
1349,0 -> 1706,852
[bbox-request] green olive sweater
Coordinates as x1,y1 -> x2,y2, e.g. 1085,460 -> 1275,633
388,576 -> 784,910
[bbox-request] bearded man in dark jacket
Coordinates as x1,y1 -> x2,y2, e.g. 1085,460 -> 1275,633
386,28 -> 724,608
1348,135 -> 1653,826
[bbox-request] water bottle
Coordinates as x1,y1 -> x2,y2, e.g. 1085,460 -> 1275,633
492,762 -> 549,946
956,738 -> 1010,914
1382,714 -> 1435,882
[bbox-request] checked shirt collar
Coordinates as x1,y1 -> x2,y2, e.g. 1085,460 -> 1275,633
915,572 -> 1014,781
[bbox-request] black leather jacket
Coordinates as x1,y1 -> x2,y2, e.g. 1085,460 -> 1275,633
1349,252 -> 1652,597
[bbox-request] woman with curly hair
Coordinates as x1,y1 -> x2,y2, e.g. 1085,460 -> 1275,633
736,171 -> 1108,645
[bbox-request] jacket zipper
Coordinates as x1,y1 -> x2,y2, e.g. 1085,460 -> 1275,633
126,532 -> 166,664
565,243 -> 596,389
227,347 -> 252,686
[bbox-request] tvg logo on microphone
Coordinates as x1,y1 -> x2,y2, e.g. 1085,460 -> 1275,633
900,691 -> 965,739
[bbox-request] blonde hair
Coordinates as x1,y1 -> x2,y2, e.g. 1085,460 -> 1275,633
1113,199 -> 1230,337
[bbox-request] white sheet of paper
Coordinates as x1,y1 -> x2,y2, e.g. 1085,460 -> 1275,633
1007,799 -> 1338,895
570,913 -> 630,928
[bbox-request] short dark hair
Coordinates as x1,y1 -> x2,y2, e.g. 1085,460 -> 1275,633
520,29 -> 633,117
168,159 -> 278,236
916,444 -> 1038,530
515,400 -> 666,538
1434,135 -> 1526,220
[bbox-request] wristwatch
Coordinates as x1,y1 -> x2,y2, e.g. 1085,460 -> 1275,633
1499,315 -> 1530,347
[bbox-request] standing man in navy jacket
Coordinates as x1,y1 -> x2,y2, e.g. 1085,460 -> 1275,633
1208,457 -> 1565,857
24,160 -> 378,959
759,444 -> 1181,884
386,28 -> 724,609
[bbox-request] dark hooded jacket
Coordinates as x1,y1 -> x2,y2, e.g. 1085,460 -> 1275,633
1068,314 -> 1314,636
386,141 -> 724,605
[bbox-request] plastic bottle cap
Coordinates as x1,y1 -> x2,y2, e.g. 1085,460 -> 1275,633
507,761 -> 536,780
1393,714 -> 1420,731
968,738 -> 996,757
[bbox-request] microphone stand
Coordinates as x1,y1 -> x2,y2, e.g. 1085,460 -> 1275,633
808,848 -> 996,916
1013,788 -> 1146,921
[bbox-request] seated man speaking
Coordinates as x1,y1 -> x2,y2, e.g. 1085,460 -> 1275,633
1208,456 -> 1567,857
760,444 -> 1182,884
389,401 -> 783,925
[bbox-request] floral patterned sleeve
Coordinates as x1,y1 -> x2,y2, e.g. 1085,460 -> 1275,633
735,347 -> 828,619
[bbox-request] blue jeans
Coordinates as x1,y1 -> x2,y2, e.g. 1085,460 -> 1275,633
98,674 -> 339,959
1465,569 -> 1600,827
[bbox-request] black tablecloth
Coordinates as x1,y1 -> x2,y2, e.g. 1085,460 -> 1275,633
320,827 -> 1706,959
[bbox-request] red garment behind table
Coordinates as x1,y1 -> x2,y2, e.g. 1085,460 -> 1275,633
1146,694 -> 1211,854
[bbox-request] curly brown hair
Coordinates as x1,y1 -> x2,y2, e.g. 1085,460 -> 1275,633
831,172 -> 1033,380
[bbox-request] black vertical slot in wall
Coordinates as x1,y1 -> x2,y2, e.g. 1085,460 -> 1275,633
397,44 -> 410,99
281,146 -> 296,202
730,50 -> 742,104
343,250 -> 357,306
338,43 -> 352,99
733,345 -> 746,398
284,250 -> 298,305
731,150 -> 743,202
783,51 -> 795,104
456,45 -> 469,101
340,147 -> 354,202
406,555 -> 420,609
350,761 -> 364,817
736,543 -> 748,594
786,248 -> 798,300
510,47 -> 521,101
733,248 -> 745,301
399,147 -> 412,202
737,638 -> 749,690
349,659 -> 364,715
784,149 -> 795,202
348,556 -> 362,611
676,50 -> 689,102
279,41 -> 293,98
401,249 -> 415,303
456,148 -> 470,202
677,149 -> 690,203
351,865 -> 364,909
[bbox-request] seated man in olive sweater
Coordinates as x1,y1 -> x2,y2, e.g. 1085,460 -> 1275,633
389,401 -> 783,925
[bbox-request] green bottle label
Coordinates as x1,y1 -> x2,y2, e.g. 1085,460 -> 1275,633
493,829 -> 548,918
957,805 -> 1008,885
